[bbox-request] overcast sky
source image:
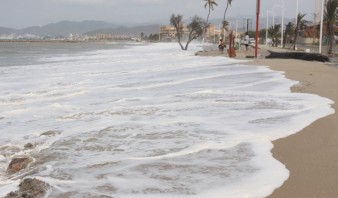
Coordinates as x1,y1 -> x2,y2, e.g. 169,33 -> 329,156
0,0 -> 317,29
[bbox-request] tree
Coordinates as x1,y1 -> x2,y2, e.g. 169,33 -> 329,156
148,33 -> 159,41
223,0 -> 233,24
258,29 -> 267,44
185,16 -> 207,50
170,15 -> 206,50
221,20 -> 229,38
284,22 -> 295,46
170,14 -> 185,50
293,13 -> 307,50
203,0 -> 218,40
203,0 -> 218,25
325,0 -> 338,54
268,24 -> 281,47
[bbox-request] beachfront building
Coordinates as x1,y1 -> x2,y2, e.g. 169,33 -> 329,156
95,33 -> 132,40
159,25 -> 177,41
160,24 -> 222,42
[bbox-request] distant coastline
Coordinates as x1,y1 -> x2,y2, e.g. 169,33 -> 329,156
0,39 -> 83,43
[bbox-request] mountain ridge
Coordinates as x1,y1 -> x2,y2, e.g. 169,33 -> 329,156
0,20 -> 118,36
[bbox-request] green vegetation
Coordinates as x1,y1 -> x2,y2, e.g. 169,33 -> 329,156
170,14 -> 207,50
169,0 -> 235,50
268,24 -> 281,47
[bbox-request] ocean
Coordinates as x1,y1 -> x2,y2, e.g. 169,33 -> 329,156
0,42 -> 334,198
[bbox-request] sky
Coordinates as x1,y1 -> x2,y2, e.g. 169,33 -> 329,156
0,0 -> 317,29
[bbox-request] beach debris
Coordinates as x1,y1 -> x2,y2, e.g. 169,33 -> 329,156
24,143 -> 34,150
266,51 -> 330,62
4,178 -> 50,198
7,157 -> 31,173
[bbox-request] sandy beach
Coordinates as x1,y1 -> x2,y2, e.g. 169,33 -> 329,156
197,46 -> 338,198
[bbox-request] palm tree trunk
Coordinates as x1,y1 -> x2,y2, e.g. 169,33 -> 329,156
204,7 -> 211,41
223,3 -> 229,24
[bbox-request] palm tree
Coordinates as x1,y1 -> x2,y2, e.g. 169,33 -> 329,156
268,24 -> 281,47
203,0 -> 218,25
222,20 -> 230,39
203,0 -> 218,41
325,0 -> 338,54
222,0 -> 232,41
293,13 -> 306,50
222,20 -> 230,31
284,22 -> 294,46
223,0 -> 233,25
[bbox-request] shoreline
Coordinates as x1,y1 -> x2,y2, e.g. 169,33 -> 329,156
197,47 -> 338,198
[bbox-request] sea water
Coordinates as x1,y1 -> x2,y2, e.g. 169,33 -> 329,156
0,42 -> 334,198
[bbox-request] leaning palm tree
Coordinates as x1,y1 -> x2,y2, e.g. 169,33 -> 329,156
222,0 -> 232,41
223,0 -> 233,24
293,13 -> 306,50
221,20 -> 230,38
203,0 -> 218,25
325,0 -> 338,54
203,0 -> 218,41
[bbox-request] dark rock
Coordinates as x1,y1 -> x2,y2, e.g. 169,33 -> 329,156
24,143 -> 34,150
7,157 -> 31,173
266,51 -> 330,62
5,178 -> 49,198
8,192 -> 17,196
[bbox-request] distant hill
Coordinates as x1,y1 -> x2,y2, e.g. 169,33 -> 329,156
85,25 -> 161,36
0,20 -> 118,36
0,27 -> 18,34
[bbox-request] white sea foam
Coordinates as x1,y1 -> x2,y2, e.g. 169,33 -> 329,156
0,43 -> 334,197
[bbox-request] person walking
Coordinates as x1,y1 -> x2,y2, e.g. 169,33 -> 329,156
244,32 -> 249,52
218,39 -> 225,54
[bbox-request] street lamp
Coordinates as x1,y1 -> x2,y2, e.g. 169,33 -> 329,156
272,3 -> 284,47
272,4 -> 282,26
266,10 -> 273,45
319,0 -> 325,53
281,0 -> 285,48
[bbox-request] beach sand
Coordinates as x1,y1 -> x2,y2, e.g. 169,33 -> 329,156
197,47 -> 338,198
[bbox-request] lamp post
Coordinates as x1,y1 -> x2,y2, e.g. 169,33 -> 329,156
281,0 -> 285,48
295,0 -> 303,50
319,0 -> 325,53
266,11 -> 273,45
272,4 -> 283,47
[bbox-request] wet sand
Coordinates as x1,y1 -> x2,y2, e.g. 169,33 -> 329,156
197,46 -> 338,198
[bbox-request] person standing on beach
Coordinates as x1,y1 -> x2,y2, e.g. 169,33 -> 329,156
218,39 -> 225,54
244,32 -> 249,52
